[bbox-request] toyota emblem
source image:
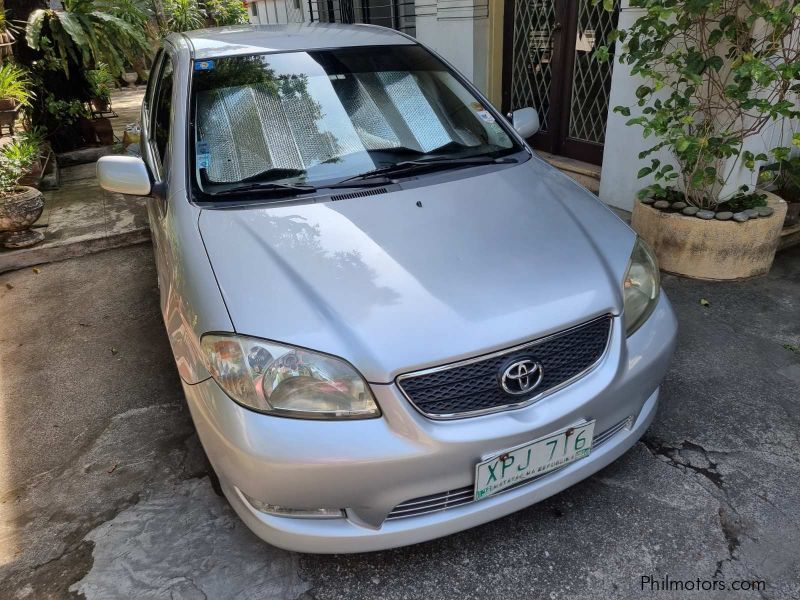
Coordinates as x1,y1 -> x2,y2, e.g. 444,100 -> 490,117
500,358 -> 544,396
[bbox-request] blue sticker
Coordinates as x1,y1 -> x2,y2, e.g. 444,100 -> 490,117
194,60 -> 215,71
197,140 -> 210,169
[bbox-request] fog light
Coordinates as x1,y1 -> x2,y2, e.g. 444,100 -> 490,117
241,491 -> 344,519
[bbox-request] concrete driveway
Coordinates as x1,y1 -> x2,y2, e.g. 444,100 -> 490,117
1,243 -> 799,600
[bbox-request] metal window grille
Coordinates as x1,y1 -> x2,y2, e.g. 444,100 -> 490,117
307,0 -> 416,36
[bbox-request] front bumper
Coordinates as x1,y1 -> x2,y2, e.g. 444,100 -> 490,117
182,295 -> 677,553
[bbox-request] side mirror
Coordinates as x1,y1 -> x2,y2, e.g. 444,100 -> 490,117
512,107 -> 540,138
97,156 -> 152,196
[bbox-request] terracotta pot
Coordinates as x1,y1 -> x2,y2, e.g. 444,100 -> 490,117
0,186 -> 45,249
0,98 -> 17,111
631,190 -> 788,280
91,117 -> 115,145
77,117 -> 99,145
91,97 -> 111,113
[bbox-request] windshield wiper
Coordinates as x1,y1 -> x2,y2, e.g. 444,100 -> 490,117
209,181 -> 319,198
334,155 -> 517,186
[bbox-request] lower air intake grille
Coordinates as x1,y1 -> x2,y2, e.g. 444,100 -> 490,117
385,417 -> 631,521
397,316 -> 612,418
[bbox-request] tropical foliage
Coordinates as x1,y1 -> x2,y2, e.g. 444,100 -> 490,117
26,0 -> 150,77
162,0 -> 205,32
205,0 -> 249,26
0,135 -> 39,196
87,62 -> 115,101
0,62 -> 32,106
600,0 -> 800,209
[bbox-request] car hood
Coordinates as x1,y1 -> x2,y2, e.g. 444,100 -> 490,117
199,159 -> 635,383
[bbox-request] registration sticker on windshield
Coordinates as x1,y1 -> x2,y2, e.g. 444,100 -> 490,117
195,60 -> 215,71
470,101 -> 495,123
197,140 -> 210,169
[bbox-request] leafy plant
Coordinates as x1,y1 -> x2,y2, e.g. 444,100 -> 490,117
762,155 -> 800,204
44,93 -> 90,124
0,135 -> 39,196
598,0 -> 800,210
205,0 -> 249,26
0,155 -> 25,196
87,62 -> 115,101
26,0 -> 150,77
162,0 -> 205,32
1,135 -> 40,167
0,62 -> 33,107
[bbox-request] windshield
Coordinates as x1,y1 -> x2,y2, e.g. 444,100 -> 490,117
190,45 -> 519,196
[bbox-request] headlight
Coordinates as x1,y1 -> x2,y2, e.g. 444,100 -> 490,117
623,238 -> 660,336
201,334 -> 380,419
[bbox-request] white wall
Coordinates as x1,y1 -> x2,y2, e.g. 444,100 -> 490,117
599,1 -> 676,211
247,0 -> 306,25
414,0 -> 490,93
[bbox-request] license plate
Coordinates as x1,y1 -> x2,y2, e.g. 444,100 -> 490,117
474,421 -> 596,500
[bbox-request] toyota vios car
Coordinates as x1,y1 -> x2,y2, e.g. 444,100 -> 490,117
97,23 -> 677,553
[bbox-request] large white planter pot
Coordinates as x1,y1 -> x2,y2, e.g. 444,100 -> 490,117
631,190 -> 787,280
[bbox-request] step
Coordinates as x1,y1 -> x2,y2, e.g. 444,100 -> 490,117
536,151 -> 601,193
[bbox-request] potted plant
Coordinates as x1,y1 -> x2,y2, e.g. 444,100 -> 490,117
0,62 -> 32,135
17,127 -> 49,186
605,0 -> 800,280
0,137 -> 45,249
87,63 -> 115,114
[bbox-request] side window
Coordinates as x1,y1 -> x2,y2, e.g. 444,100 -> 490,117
152,55 -> 174,167
143,50 -> 164,126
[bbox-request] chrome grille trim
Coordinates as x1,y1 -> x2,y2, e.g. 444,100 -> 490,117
396,315 -> 614,420
385,417 -> 631,521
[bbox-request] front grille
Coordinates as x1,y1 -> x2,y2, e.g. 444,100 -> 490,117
385,417 -> 631,521
397,316 -> 612,418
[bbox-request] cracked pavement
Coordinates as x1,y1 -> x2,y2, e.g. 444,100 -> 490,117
0,243 -> 798,599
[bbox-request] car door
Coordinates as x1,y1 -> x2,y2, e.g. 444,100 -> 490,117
142,49 -> 176,307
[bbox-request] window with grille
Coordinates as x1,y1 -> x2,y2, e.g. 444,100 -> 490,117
308,0 -> 415,36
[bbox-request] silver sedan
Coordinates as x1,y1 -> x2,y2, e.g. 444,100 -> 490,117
97,23 -> 677,553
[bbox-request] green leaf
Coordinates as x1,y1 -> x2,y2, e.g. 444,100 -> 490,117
603,0 -> 614,11
676,139 -> 691,152
638,167 -> 653,178
614,106 -> 631,117
25,9 -> 47,50
593,45 -> 611,63
793,133 -> 800,149
707,56 -> 724,72
707,29 -> 723,46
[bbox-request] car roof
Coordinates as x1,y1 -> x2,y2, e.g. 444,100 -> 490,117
180,23 -> 416,58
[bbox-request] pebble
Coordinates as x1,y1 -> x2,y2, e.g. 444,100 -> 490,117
733,212 -> 750,222
641,197 -> 656,205
696,210 -> 715,220
744,208 -> 759,218
653,200 -> 670,209
755,206 -> 774,217
715,211 -> 733,221
671,201 -> 687,210
682,206 -> 699,216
